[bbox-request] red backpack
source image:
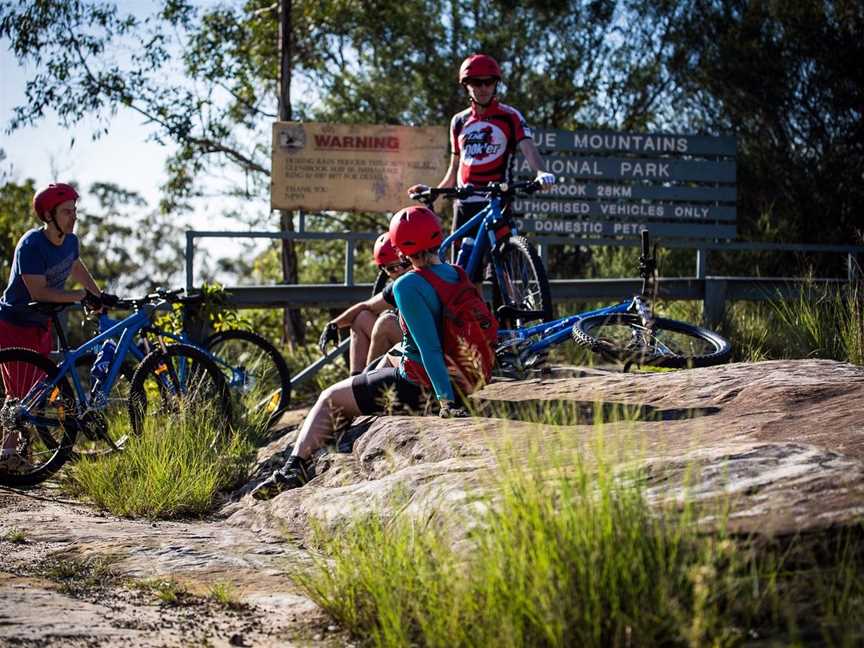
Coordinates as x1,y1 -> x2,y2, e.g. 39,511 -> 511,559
401,265 -> 498,396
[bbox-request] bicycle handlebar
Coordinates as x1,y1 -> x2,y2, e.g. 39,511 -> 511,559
410,180 -> 543,206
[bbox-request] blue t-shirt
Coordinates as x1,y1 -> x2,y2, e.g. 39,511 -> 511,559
0,229 -> 80,327
392,263 -> 460,402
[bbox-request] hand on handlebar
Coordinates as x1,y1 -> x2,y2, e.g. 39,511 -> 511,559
535,172 -> 556,188
407,183 -> 429,197
81,291 -> 104,315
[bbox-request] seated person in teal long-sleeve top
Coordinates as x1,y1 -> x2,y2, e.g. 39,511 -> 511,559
252,206 -> 469,500
392,264 -> 458,403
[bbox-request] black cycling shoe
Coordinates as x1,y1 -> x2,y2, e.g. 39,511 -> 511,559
251,456 -> 312,501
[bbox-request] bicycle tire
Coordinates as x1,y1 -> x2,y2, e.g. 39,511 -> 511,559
203,329 -> 291,426
127,344 -> 231,439
71,352 -> 138,457
492,235 -> 553,327
0,348 -> 78,486
571,313 -> 732,369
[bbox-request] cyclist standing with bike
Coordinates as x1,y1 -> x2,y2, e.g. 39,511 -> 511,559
409,54 -> 555,254
0,183 -> 108,470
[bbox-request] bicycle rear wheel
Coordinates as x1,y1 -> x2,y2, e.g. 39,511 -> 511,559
0,348 -> 78,486
127,344 -> 231,440
203,329 -> 291,427
492,235 -> 553,328
571,313 -> 732,368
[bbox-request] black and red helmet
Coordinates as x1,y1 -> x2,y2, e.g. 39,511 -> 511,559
388,206 -> 443,257
33,183 -> 79,220
459,54 -> 502,84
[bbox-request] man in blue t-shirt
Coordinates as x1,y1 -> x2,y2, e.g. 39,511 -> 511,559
0,182 -> 104,470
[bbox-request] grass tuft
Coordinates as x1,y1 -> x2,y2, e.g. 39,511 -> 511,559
294,432 -> 864,647
2,527 -> 27,544
64,409 -> 255,519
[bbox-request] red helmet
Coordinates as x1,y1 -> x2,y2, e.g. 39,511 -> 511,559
459,54 -> 502,83
389,206 -> 443,257
33,183 -> 79,219
372,232 -> 401,267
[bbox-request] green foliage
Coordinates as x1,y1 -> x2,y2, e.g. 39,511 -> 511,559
0,177 -> 37,281
64,409 -> 256,519
2,0 -> 861,289
296,435 -> 864,646
1,527 -> 27,544
76,182 -> 187,292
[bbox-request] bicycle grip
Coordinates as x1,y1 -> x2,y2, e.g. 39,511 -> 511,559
640,229 -> 650,257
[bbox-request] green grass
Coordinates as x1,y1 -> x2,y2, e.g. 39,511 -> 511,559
723,282 -> 864,365
208,580 -> 246,609
130,577 -> 192,605
40,553 -> 120,596
294,431 -> 864,647
2,527 -> 27,544
64,408 -> 256,519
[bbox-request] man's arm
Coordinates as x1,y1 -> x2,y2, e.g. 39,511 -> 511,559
436,154 -> 459,189
69,259 -> 101,295
518,139 -> 555,189
21,274 -> 86,303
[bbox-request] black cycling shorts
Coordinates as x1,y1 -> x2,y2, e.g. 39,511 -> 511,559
351,366 -> 429,415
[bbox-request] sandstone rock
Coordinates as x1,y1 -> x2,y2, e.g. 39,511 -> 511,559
231,360 -> 864,540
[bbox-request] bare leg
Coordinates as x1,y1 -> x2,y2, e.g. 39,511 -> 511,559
349,310 -> 377,374
367,312 -> 401,365
292,375 -> 362,460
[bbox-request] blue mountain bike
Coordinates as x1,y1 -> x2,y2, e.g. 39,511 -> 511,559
409,181 -> 553,328
0,295 -> 230,487
496,230 -> 732,377
85,288 -> 291,430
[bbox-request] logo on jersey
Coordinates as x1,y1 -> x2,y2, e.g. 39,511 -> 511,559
460,122 -> 506,165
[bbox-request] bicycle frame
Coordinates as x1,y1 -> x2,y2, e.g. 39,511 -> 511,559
498,295 -> 651,356
438,195 -> 511,284
57,304 -> 160,410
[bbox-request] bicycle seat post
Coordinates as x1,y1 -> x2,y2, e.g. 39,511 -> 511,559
51,310 -> 71,353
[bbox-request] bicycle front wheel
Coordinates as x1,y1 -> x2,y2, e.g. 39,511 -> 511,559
0,348 -> 78,487
203,329 -> 291,427
571,313 -> 732,368
492,235 -> 553,328
127,344 -> 231,439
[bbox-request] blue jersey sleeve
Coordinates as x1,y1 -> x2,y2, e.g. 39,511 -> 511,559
393,272 -> 456,402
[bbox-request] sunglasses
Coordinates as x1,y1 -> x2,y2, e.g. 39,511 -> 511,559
381,260 -> 411,274
464,78 -> 497,88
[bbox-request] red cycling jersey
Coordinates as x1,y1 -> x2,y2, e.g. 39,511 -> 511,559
449,98 -> 532,201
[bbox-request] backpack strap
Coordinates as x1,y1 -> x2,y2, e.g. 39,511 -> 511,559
414,265 -> 474,303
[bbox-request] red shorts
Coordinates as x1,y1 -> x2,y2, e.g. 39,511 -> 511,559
0,320 -> 53,398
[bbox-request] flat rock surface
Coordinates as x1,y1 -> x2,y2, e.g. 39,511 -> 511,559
2,359 -> 863,645
230,359 -> 864,539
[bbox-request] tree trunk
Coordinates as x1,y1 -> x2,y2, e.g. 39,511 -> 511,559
277,0 -> 304,347
279,209 -> 305,348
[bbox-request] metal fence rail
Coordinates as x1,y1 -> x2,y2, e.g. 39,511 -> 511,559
185,228 -> 861,387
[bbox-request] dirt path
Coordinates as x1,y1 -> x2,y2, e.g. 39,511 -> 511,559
0,484 -> 345,647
